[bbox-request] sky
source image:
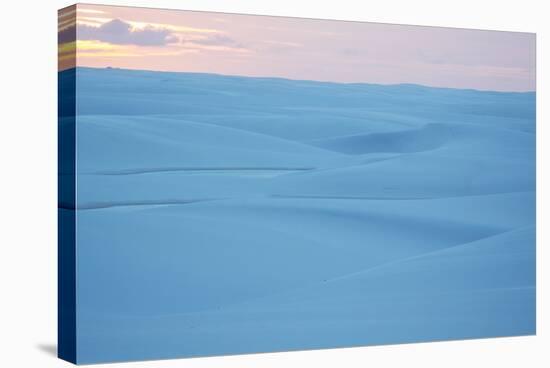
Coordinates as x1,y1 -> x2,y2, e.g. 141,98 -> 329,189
58,4 -> 536,91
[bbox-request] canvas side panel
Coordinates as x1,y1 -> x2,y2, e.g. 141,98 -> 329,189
58,4 -> 77,364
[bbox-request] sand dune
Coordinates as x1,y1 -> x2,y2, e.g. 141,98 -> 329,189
61,67 -> 536,363
309,123 -> 453,154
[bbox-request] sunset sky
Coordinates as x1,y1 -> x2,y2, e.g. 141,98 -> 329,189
58,4 -> 536,91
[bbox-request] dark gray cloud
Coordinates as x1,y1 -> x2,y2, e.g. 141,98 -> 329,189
77,19 -> 177,46
58,26 -> 76,44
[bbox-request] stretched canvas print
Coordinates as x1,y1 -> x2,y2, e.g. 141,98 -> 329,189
58,3 -> 536,364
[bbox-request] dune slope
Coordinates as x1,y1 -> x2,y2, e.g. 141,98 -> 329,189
62,67 -> 536,364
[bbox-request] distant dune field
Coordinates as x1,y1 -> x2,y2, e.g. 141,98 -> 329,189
64,67 -> 536,364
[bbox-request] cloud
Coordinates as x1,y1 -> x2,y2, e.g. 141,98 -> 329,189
77,19 -> 178,46
183,34 -> 242,48
179,34 -> 250,54
58,26 -> 75,44
263,40 -> 302,48
77,8 -> 106,15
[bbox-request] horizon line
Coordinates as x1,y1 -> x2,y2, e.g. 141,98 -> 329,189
59,66 -> 537,94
